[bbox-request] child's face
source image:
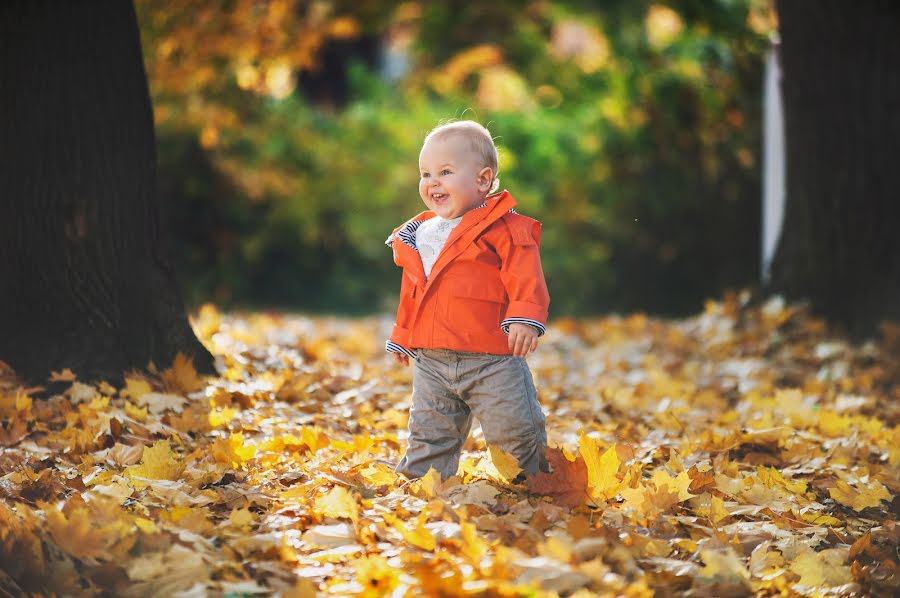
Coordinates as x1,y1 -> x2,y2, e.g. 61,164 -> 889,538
418,135 -> 493,220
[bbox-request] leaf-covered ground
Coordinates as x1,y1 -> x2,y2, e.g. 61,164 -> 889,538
1,295 -> 899,597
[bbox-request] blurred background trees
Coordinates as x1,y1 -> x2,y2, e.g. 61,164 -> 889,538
135,0 -> 775,316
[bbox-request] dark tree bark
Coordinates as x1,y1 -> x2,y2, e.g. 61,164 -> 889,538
771,1 -> 900,336
0,1 -> 214,384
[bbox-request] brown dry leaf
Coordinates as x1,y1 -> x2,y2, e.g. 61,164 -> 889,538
42,498 -> 135,563
527,447 -> 589,507
137,392 -> 188,414
105,443 -> 145,466
49,368 -> 77,382
124,544 -> 210,596
0,414 -> 28,446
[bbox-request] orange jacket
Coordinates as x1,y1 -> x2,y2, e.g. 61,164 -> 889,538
385,190 -> 549,356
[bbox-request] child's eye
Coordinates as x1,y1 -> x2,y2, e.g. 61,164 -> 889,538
440,169 -> 452,176
420,172 -> 430,178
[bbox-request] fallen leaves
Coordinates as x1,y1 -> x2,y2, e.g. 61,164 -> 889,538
579,434 -> 623,503
0,296 -> 898,595
124,440 -> 185,487
314,486 -> 359,522
527,447 -> 588,508
829,478 -> 893,512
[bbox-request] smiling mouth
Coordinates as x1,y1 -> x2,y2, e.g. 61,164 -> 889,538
431,193 -> 448,201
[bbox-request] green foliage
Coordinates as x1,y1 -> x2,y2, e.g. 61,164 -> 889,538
150,0 -> 771,315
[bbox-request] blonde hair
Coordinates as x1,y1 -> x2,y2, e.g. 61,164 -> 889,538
424,120 -> 500,194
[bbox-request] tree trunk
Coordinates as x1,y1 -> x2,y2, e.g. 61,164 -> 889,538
0,1 -> 214,385
770,0 -> 900,336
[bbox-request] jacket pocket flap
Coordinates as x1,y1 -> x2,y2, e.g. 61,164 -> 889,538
448,277 -> 506,302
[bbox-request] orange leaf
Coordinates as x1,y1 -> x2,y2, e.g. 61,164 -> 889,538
50,368 -> 77,382
162,353 -> 205,394
527,447 -> 588,507
0,414 -> 28,447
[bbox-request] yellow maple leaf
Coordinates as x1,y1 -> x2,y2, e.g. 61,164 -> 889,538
383,512 -> 435,551
488,445 -> 522,482
314,486 -> 358,521
359,463 -> 398,487
818,411 -> 852,436
208,406 -> 237,427
228,507 -> 254,530
619,484 -> 649,512
134,518 -> 157,533
124,401 -> 148,422
412,467 -> 444,499
829,479 -> 892,511
210,432 -> 257,469
757,466 -> 807,495
458,520 -> 487,564
579,433 -> 622,501
710,494 -> 730,524
162,353 -> 205,394
354,555 -> 400,598
619,481 -> 679,521
124,440 -> 185,487
797,510 -> 841,526
650,469 -> 694,502
121,376 -> 152,400
300,426 -> 330,452
790,548 -> 852,587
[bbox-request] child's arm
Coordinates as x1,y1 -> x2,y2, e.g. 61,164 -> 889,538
496,216 -> 550,352
384,229 -> 417,366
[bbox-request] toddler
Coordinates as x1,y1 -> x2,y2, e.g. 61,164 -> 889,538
385,120 -> 550,480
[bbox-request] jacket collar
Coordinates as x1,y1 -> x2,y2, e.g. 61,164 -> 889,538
388,191 -> 517,287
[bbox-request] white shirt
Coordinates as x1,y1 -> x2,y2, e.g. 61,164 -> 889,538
416,215 -> 463,278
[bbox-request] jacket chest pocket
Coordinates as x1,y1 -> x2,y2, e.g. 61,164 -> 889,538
442,275 -> 507,332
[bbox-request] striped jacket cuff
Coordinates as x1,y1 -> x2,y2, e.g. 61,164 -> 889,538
501,318 -> 546,337
385,341 -> 417,360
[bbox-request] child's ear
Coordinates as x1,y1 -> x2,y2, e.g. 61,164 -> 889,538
477,167 -> 494,192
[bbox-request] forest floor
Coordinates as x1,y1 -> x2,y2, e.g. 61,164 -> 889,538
1,294 -> 899,597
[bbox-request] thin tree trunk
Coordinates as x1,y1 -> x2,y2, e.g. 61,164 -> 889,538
771,0 -> 900,336
0,0 -> 214,384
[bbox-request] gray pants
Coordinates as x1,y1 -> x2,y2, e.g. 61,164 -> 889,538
395,348 -> 548,480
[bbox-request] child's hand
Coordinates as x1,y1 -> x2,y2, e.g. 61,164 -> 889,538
393,352 -> 410,367
507,322 -> 539,356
